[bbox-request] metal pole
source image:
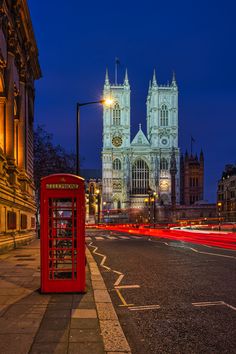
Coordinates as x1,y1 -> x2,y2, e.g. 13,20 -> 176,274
76,103 -> 80,175
153,198 -> 156,225
148,194 -> 151,224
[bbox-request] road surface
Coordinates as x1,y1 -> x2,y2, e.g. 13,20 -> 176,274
86,228 -> 236,354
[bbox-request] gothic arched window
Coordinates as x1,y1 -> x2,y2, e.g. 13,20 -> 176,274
160,158 -> 168,171
160,104 -> 168,126
113,158 -> 121,170
113,103 -> 121,125
132,159 -> 149,194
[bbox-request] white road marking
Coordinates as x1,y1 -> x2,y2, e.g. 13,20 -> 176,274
85,237 -> 91,241
115,285 -> 140,289
95,237 -> 104,240
88,236 -> 141,307
128,304 -> 160,311
192,301 -> 236,311
190,247 -> 236,259
114,274 -> 124,286
107,236 -> 117,240
119,236 -> 130,239
91,245 -> 111,271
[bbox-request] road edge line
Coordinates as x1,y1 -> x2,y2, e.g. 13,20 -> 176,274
86,247 -> 132,353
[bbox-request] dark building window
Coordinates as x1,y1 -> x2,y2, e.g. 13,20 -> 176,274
160,158 -> 168,171
7,211 -> 17,230
160,104 -> 168,126
21,214 -> 27,229
31,217 -> 35,228
132,159 -> 149,194
113,158 -> 121,170
113,103 -> 121,125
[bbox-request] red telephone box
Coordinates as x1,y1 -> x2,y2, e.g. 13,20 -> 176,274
40,174 -> 85,293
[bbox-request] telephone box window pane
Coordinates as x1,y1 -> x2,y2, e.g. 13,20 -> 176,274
49,271 -> 73,279
47,197 -> 77,281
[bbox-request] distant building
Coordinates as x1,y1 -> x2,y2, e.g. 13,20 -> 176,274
0,1 -> 41,252
85,179 -> 102,224
180,150 -> 204,205
217,164 -> 236,221
102,68 -> 180,212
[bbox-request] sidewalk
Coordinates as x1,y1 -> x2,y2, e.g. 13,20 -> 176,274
0,239 -> 131,354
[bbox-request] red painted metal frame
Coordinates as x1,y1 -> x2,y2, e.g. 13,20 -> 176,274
40,174 -> 85,293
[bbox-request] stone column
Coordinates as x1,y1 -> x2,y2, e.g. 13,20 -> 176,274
18,78 -> 26,170
5,52 -> 14,162
0,97 -> 6,152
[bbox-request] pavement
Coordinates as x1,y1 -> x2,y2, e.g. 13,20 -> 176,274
0,239 -> 131,354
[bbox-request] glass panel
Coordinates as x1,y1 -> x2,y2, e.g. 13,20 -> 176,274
48,197 -> 77,280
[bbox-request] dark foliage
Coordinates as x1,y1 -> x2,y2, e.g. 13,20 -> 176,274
34,125 -> 76,207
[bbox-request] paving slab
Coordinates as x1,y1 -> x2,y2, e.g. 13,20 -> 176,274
30,342 -> 68,354
68,342 -> 105,354
94,289 -> 112,303
0,333 -> 34,354
71,308 -> 97,319
70,318 -> 99,329
69,328 -> 102,343
34,328 -> 69,343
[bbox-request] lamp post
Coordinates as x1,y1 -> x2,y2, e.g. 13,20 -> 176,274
102,201 -> 107,222
153,192 -> 157,225
217,202 -> 222,231
76,98 -> 113,175
95,189 -> 101,224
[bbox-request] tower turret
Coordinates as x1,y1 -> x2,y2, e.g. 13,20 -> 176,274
124,68 -> 129,87
171,71 -> 177,88
104,67 -> 110,88
152,69 -> 158,88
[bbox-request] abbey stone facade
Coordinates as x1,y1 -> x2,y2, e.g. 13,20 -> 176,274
102,69 -> 180,211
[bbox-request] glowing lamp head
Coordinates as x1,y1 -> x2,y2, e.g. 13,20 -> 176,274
103,98 -> 113,106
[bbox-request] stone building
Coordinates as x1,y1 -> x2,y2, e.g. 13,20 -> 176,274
102,69 -> 180,213
217,164 -> 236,221
85,178 -> 102,224
180,150 -> 204,205
0,0 -> 41,252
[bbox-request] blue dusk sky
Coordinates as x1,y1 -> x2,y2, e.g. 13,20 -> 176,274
28,0 -> 236,202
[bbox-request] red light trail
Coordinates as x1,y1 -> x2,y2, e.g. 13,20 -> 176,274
92,224 -> 236,251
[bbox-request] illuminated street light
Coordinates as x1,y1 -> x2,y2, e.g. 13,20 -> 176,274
95,189 -> 101,224
217,201 -> 222,230
76,98 -> 113,175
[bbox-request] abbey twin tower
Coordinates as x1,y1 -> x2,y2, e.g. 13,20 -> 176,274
102,68 -> 180,210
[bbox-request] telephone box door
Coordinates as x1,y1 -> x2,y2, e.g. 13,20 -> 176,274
40,174 -> 85,293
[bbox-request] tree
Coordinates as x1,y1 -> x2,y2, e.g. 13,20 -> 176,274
34,125 -> 76,225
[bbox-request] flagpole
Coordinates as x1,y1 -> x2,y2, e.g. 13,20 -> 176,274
115,59 -> 117,85
115,57 -> 119,85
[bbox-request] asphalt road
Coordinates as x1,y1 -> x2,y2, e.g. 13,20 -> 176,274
86,228 -> 236,354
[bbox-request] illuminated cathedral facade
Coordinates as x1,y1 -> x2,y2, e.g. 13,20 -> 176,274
102,69 -> 180,211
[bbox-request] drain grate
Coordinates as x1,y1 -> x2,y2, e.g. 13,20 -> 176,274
16,258 -> 36,261
14,255 -> 32,258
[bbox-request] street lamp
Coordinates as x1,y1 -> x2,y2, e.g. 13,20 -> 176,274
102,201 -> 107,222
217,202 -> 222,231
76,98 -> 113,175
153,192 -> 157,225
95,189 -> 101,224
